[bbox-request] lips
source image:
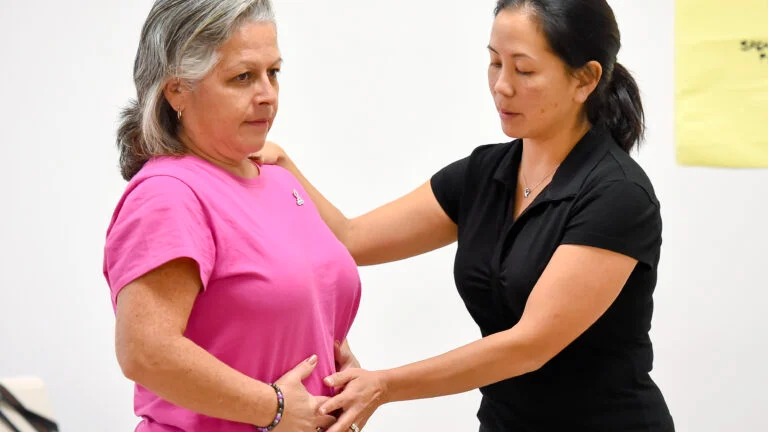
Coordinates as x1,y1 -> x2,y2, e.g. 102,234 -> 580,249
245,118 -> 270,127
499,110 -> 521,119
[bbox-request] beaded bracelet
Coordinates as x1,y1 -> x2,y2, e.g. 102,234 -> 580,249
255,383 -> 284,431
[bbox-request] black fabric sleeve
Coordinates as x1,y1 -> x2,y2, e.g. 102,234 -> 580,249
561,180 -> 662,267
430,156 -> 470,224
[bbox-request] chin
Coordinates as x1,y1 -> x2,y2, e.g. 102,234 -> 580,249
239,139 -> 266,155
500,123 -> 527,139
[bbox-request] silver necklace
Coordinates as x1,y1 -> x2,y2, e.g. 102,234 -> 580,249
521,166 -> 559,198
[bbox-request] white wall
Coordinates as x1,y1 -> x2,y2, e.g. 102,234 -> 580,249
1,0 -> 766,431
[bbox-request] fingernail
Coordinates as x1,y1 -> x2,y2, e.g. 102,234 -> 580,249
319,407 -> 327,415
308,354 -> 318,364
324,377 -> 333,385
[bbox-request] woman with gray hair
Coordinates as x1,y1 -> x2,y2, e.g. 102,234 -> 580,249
102,1 -> 362,431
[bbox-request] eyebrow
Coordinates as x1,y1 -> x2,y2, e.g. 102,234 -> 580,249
224,57 -> 283,71
487,45 -> 532,59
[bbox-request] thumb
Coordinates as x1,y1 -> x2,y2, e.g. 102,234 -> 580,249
289,354 -> 318,381
323,369 -> 355,389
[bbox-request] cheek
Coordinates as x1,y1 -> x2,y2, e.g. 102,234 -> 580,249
487,68 -> 500,92
520,81 -> 563,117
188,91 -> 244,139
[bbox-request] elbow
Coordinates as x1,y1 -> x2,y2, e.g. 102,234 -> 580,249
116,336 -> 165,383
116,344 -> 148,382
342,219 -> 364,263
504,332 -> 556,376
522,355 -> 547,375
341,218 -> 355,248
512,349 -> 547,376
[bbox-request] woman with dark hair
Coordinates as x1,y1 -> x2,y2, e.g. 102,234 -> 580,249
257,1 -> 674,430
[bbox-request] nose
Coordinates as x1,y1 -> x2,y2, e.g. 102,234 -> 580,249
254,74 -> 278,106
493,69 -> 515,98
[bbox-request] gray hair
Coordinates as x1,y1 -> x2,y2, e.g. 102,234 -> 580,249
116,0 -> 276,181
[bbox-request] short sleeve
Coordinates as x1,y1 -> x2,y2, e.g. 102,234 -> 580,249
560,181 -> 661,267
103,176 -> 216,307
430,156 -> 470,224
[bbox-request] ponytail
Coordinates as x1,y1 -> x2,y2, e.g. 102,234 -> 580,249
587,62 -> 645,152
116,100 -> 150,181
115,87 -> 184,182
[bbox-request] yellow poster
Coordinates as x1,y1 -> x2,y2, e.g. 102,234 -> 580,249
674,0 -> 768,167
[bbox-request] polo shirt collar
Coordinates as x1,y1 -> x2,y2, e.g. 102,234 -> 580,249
492,126 -> 613,200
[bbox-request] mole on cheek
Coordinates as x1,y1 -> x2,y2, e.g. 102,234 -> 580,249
540,101 -> 558,114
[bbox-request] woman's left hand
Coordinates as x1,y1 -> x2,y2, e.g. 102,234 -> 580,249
319,368 -> 388,432
249,140 -> 288,166
334,339 -> 360,373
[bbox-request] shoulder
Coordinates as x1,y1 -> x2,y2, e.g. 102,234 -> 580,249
467,140 -> 518,171
430,140 -> 517,192
122,157 -> 204,203
435,140 -> 518,184
108,158 -> 210,234
259,163 -> 297,184
132,155 -> 209,186
582,142 -> 658,207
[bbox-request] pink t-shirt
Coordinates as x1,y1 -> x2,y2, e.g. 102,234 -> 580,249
103,155 -> 361,431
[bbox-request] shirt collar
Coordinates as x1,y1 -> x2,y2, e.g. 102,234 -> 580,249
492,126 -> 613,200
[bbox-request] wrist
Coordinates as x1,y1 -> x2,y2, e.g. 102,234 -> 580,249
376,369 -> 394,405
252,382 -> 284,430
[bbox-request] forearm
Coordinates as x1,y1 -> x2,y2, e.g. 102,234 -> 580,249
381,330 -> 542,403
122,336 -> 276,426
279,156 -> 351,245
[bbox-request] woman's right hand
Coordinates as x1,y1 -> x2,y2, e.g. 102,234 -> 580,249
272,355 -> 337,431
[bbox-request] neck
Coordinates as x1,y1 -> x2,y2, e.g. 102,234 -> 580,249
520,117 -> 591,179
179,130 -> 259,179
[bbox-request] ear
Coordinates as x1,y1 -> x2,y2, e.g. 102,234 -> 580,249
573,60 -> 602,104
163,77 -> 187,113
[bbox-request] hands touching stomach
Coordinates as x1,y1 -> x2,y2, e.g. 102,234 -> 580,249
267,354 -> 336,432
269,341 -> 379,432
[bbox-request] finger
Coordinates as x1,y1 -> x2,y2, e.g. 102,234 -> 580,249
324,407 -> 361,432
287,354 -> 318,381
334,340 -> 345,361
313,395 -> 330,413
323,370 -> 355,389
316,413 -> 338,429
318,393 -> 348,416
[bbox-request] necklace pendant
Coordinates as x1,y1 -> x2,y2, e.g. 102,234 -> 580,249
523,188 -> 531,198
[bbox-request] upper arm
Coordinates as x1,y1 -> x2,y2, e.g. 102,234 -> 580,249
511,181 -> 661,365
104,176 -> 216,369
512,245 -> 637,366
115,258 -> 202,372
345,155 -> 470,265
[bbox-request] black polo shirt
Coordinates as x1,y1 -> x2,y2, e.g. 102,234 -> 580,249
431,127 -> 674,431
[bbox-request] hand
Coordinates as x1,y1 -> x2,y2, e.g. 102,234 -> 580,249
334,339 -> 360,373
272,355 -> 337,432
318,369 -> 388,432
250,141 -> 289,167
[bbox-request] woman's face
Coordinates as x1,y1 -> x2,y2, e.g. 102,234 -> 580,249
488,9 -> 595,140
167,21 -> 281,160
